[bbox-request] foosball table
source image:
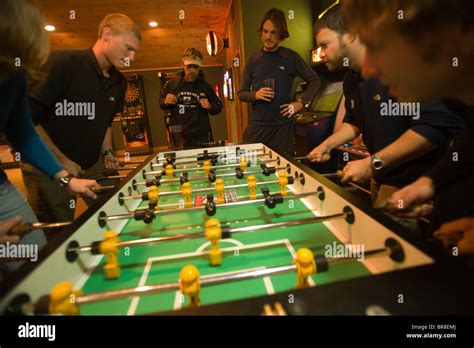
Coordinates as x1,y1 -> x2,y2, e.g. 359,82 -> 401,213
1,143 -> 472,316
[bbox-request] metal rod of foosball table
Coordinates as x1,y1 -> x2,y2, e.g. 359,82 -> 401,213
322,171 -> 344,178
292,155 -> 311,161
156,161 -> 257,174
151,153 -> 269,168
106,175 -> 127,179
155,147 -> 265,162
137,165 -> 288,187
143,166 -> 234,177
8,221 -> 72,237
72,247 -> 393,305
135,179 -> 283,200
84,167 -> 138,174
119,161 -> 144,166
100,191 -> 321,222
92,185 -> 115,192
75,264 -> 297,304
71,212 -> 350,253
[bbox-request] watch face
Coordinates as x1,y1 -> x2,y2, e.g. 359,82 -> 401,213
373,160 -> 384,170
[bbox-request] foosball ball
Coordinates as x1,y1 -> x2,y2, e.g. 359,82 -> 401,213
1,144 -> 472,316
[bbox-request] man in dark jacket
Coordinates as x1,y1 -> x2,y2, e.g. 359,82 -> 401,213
160,48 -> 223,148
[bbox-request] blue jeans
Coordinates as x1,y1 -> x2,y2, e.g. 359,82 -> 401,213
0,180 -> 46,274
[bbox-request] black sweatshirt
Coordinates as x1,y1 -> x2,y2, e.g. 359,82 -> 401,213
238,46 -> 321,126
29,48 -> 126,170
343,70 -> 464,188
425,99 -> 474,191
159,71 -> 222,145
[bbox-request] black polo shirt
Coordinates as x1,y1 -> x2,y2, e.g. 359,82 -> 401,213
29,48 -> 126,169
343,70 -> 463,187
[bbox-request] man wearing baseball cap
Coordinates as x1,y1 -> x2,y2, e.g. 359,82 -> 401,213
160,48 -> 223,148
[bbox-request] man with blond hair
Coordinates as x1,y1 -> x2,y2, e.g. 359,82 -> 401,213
23,13 -> 141,222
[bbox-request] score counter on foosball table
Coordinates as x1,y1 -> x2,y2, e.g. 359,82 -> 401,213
0,143 -> 449,315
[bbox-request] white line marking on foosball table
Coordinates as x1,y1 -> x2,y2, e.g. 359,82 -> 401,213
173,290 -> 183,310
263,277 -> 275,295
127,238 -> 296,315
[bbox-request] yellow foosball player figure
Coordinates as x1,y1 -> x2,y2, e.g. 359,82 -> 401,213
278,170 -> 288,196
179,265 -> 201,308
181,182 -> 193,208
49,281 -> 82,315
239,156 -> 248,172
147,185 -> 160,210
165,164 -> 174,179
205,218 -> 222,266
202,160 -> 212,175
99,231 -> 121,280
215,178 -> 225,204
293,248 -> 316,289
247,175 -> 257,200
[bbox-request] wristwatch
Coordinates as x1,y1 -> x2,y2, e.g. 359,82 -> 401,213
58,174 -> 74,189
371,154 -> 385,171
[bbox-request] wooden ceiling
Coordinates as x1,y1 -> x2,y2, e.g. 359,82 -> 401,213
37,0 -> 231,71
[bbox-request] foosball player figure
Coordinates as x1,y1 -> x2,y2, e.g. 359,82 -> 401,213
293,248 -> 316,289
202,160 -> 212,175
205,194 -> 217,216
164,164 -> 174,179
99,230 -> 121,279
49,281 -> 82,315
239,156 -> 248,172
247,175 -> 257,200
205,218 -> 222,266
147,185 -> 160,210
215,178 -> 225,204
179,265 -> 201,308
278,171 -> 288,196
181,182 -> 193,208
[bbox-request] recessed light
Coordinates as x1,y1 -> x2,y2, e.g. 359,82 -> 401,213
44,25 -> 56,31
149,21 -> 158,27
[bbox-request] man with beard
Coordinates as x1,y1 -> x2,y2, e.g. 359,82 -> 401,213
238,8 -> 321,155
308,3 -> 462,233
343,0 -> 474,254
160,48 -> 223,148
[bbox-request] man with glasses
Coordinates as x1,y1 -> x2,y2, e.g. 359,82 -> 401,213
160,48 -> 223,148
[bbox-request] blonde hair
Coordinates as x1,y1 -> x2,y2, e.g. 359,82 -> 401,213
0,0 -> 49,82
98,13 -> 142,42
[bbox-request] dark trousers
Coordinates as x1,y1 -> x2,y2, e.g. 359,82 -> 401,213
243,122 -> 295,155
